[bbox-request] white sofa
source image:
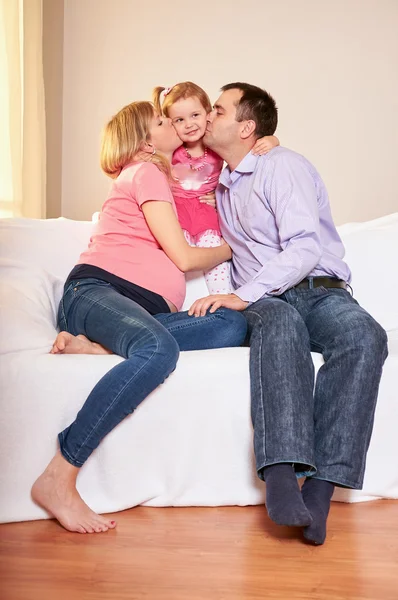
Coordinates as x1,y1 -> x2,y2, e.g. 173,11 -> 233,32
0,214 -> 397,524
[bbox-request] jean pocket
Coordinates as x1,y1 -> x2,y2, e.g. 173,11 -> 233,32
297,286 -> 329,296
329,287 -> 359,304
60,278 -> 113,330
70,278 -> 112,296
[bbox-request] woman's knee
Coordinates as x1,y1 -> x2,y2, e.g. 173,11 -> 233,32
156,330 -> 180,375
212,308 -> 248,346
131,326 -> 179,381
120,316 -> 178,363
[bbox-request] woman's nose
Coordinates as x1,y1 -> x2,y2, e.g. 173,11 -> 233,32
207,110 -> 215,123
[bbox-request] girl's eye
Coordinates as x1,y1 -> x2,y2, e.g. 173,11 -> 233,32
158,120 -> 163,126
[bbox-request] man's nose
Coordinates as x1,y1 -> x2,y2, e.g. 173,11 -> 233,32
207,110 -> 215,124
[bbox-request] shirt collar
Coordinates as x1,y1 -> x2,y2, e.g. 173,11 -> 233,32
219,152 -> 259,188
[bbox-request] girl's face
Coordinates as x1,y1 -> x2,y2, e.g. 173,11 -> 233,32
148,112 -> 182,154
167,96 -> 208,144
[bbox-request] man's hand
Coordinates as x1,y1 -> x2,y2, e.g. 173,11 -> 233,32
199,191 -> 216,208
188,293 -> 249,317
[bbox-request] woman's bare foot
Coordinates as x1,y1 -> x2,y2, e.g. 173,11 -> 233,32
31,453 -> 117,533
50,332 -> 112,355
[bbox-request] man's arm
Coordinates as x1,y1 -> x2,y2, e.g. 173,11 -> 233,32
188,154 -> 323,315
234,154 -> 323,303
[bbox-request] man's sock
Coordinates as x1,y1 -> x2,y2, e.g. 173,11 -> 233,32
301,477 -> 335,545
262,464 -> 313,527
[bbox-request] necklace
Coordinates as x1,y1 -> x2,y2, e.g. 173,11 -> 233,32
184,145 -> 208,172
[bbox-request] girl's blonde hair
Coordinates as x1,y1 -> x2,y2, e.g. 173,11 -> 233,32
152,82 -> 212,118
100,101 -> 171,179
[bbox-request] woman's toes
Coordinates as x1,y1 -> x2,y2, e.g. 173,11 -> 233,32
76,526 -> 87,534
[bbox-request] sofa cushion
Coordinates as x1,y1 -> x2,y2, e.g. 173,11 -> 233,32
0,217 -> 93,281
340,213 -> 398,332
0,260 -> 60,354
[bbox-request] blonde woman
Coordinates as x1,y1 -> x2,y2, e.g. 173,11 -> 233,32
32,101 -> 247,535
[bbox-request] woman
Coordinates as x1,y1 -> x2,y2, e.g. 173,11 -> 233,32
32,101 -> 247,534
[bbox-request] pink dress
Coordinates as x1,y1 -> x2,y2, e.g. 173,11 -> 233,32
171,146 -> 223,236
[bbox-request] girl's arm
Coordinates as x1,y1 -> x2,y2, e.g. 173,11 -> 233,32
251,135 -> 280,156
142,201 -> 231,272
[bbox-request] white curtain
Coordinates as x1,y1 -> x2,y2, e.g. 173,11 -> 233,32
0,0 -> 46,219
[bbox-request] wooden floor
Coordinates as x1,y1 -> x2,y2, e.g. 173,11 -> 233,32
1,501 -> 398,600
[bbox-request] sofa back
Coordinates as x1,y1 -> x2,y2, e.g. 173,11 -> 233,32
1,213 -> 397,331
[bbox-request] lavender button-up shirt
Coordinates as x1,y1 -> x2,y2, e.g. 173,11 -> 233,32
216,146 -> 351,303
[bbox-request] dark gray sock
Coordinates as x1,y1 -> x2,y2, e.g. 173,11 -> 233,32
301,477 -> 335,545
262,464 -> 313,527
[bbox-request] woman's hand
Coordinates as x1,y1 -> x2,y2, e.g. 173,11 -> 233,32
251,135 -> 280,156
199,191 -> 216,208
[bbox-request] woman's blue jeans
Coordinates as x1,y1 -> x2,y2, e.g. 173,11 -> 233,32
244,286 -> 388,489
57,278 -> 247,467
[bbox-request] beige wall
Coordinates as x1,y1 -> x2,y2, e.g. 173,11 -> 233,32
43,0 -> 64,218
61,0 -> 398,224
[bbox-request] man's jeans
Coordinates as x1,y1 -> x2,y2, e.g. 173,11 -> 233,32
244,286 -> 388,489
57,278 -> 247,467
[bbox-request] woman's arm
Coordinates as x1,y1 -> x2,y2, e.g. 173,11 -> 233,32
142,201 -> 231,272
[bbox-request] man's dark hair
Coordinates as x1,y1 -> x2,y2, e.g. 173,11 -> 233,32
221,82 -> 278,138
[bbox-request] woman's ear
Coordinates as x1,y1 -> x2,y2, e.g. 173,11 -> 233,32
141,141 -> 155,155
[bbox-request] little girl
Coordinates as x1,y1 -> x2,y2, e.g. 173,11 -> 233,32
152,81 -> 279,294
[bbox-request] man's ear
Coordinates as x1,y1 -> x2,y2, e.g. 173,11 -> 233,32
240,120 -> 256,140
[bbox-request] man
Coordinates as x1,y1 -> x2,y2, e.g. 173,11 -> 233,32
189,83 -> 388,545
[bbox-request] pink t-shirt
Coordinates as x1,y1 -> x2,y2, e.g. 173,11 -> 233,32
78,162 -> 186,310
171,146 -> 223,237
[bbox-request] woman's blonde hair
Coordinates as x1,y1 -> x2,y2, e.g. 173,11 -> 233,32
100,101 -> 171,179
152,82 -> 212,118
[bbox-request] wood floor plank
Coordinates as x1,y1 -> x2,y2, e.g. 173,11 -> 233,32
1,500 -> 397,600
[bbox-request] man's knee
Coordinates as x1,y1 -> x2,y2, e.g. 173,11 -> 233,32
245,298 -> 307,341
341,311 -> 388,362
358,318 -> 388,360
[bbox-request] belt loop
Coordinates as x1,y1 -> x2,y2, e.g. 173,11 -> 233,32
308,276 -> 313,290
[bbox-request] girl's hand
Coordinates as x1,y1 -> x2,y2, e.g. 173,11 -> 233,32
199,191 -> 216,208
251,135 -> 280,156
